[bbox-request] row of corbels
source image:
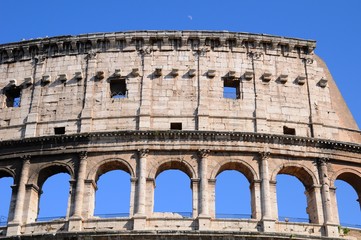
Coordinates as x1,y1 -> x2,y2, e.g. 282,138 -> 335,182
206,70 -> 327,87
6,69 -> 328,88
5,68 -> 140,87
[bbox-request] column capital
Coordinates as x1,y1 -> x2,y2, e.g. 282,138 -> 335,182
316,157 -> 329,166
198,149 -> 210,158
20,155 -> 31,162
78,151 -> 88,161
138,149 -> 149,158
258,151 -> 270,160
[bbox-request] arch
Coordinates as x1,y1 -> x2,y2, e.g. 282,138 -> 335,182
28,162 -> 74,189
331,168 -> 361,199
270,163 -> 318,188
94,170 -> 131,216
215,170 -> 252,218
0,167 -> 15,179
153,169 -> 192,215
148,158 -> 196,179
210,159 -> 259,183
37,172 -> 71,220
88,158 -> 135,182
0,173 -> 13,222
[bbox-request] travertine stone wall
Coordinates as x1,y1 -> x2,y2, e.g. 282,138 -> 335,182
0,31 -> 359,142
0,31 -> 360,240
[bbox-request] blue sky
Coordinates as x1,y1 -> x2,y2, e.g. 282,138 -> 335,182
0,0 -> 360,227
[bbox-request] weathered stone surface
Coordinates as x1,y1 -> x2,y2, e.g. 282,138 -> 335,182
0,31 -> 360,240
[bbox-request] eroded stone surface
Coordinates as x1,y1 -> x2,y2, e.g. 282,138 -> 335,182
0,31 -> 360,240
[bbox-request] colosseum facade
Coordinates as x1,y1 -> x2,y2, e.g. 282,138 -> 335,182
0,31 -> 360,240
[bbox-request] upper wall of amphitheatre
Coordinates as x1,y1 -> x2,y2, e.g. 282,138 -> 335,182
0,31 -> 359,143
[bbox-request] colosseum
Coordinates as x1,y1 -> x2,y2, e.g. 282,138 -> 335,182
0,31 -> 360,240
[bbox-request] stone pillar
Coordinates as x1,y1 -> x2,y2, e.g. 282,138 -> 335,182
133,149 -> 148,230
191,178 -> 199,218
259,151 -> 275,232
68,152 -> 87,231
7,156 -> 31,236
66,179 -> 76,219
138,50 -> 152,130
198,149 -> 211,230
208,179 -> 216,219
129,177 -> 137,217
250,180 -> 262,220
83,179 -> 97,218
269,180 -> 278,219
329,186 -> 339,223
317,158 -> 338,237
305,185 -> 324,224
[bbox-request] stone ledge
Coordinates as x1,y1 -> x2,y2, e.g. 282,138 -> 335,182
0,229 -> 351,240
0,130 -> 360,154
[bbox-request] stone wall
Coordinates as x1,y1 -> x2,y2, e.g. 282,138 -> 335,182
0,31 -> 360,240
0,31 -> 359,142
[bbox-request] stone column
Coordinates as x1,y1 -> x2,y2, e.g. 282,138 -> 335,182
317,158 -> 338,237
191,179 -> 199,218
305,185 -> 324,224
199,149 -> 210,216
198,149 -> 211,230
208,179 -> 216,219
68,152 -> 87,231
133,149 -> 148,230
250,180 -> 262,220
129,177 -> 137,217
259,151 -> 275,232
66,179 -> 76,219
7,156 -> 31,236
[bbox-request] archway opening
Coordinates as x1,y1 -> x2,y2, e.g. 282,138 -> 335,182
215,170 -> 251,218
37,173 -> 70,221
0,176 -> 13,226
276,174 -> 309,223
94,170 -> 131,218
154,170 -> 192,217
335,172 -> 361,228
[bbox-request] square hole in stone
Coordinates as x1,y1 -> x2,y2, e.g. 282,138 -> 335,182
283,126 -> 296,135
54,127 -> 65,135
170,122 -> 182,130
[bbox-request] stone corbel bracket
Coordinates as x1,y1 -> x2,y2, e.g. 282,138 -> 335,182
41,74 -> 51,85
154,68 -> 162,77
318,78 -> 328,88
96,71 -> 105,81
58,74 -> 67,83
74,72 -> 83,81
23,77 -> 33,87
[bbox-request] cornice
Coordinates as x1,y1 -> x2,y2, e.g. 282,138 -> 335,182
0,31 -> 316,63
0,130 -> 359,154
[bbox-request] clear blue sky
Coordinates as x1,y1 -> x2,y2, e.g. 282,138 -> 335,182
0,0 -> 360,227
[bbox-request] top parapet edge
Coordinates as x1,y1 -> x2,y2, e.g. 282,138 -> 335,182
0,30 -> 316,63
0,30 -> 316,49
0,30 -> 317,46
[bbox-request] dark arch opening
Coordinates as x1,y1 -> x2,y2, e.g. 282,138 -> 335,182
0,176 -> 13,226
94,170 -> 131,218
276,174 -> 309,223
154,170 -> 192,217
37,173 -> 70,221
215,170 -> 251,219
335,172 -> 361,228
